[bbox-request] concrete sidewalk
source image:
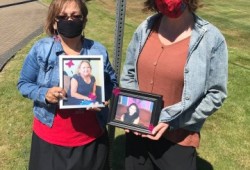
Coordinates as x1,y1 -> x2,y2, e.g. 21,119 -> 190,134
0,0 -> 48,71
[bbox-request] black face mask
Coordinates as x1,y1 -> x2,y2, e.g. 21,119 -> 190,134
57,19 -> 83,38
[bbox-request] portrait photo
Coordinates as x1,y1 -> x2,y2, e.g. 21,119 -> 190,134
115,96 -> 153,128
108,88 -> 162,134
59,55 -> 105,109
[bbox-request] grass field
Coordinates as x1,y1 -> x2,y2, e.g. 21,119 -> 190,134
0,0 -> 249,169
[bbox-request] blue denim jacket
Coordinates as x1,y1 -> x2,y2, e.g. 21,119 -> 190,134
120,13 -> 228,132
18,36 -> 118,127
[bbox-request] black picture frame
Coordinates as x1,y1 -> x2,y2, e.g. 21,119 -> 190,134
108,87 -> 163,134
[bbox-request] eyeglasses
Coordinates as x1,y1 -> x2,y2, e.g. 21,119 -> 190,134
56,15 -> 83,21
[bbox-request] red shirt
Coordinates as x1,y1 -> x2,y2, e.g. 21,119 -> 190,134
33,108 -> 103,147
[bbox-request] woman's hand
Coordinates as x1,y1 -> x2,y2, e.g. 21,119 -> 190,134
86,101 -> 110,112
142,122 -> 169,140
83,96 -> 91,101
124,123 -> 169,140
124,129 -> 142,136
45,87 -> 66,104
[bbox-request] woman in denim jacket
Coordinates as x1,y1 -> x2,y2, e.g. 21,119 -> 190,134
17,0 -> 117,169
120,0 -> 228,169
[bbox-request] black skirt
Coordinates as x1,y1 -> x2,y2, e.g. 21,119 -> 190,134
125,132 -> 197,170
29,131 -> 109,170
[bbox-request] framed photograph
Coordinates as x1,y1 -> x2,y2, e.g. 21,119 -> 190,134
107,87 -> 163,134
59,55 -> 105,109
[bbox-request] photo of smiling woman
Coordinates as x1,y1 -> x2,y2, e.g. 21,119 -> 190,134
65,60 -> 101,106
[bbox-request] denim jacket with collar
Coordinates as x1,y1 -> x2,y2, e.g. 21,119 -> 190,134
17,36 -> 118,128
120,13 -> 228,132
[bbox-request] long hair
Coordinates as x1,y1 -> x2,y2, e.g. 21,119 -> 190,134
126,103 -> 140,119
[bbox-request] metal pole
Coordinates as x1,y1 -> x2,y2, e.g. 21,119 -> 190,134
108,0 -> 126,169
112,0 -> 126,80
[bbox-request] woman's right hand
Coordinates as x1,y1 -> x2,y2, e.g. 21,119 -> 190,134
83,96 -> 91,101
45,87 -> 66,104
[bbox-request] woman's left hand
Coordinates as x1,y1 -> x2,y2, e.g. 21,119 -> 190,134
142,122 -> 169,140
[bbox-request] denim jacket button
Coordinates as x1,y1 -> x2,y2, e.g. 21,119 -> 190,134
185,68 -> 189,73
185,96 -> 190,100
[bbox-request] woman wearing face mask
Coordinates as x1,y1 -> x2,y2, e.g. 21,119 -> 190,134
120,0 -> 228,169
17,0 -> 117,169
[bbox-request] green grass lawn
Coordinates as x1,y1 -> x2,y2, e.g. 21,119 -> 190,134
0,0 -> 249,169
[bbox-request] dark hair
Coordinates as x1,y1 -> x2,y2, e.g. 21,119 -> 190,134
126,103 -> 140,119
143,0 -> 202,13
45,0 -> 89,36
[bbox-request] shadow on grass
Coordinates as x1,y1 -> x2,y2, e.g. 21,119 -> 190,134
112,134 -> 213,170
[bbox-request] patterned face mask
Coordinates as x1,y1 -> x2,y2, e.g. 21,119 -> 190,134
155,0 -> 187,18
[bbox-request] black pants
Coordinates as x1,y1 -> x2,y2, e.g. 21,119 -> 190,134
125,133 -> 197,170
29,131 -> 109,170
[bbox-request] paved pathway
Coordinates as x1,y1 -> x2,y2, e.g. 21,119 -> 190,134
0,0 -> 48,71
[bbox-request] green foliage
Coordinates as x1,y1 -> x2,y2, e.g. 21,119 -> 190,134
0,0 -> 249,169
